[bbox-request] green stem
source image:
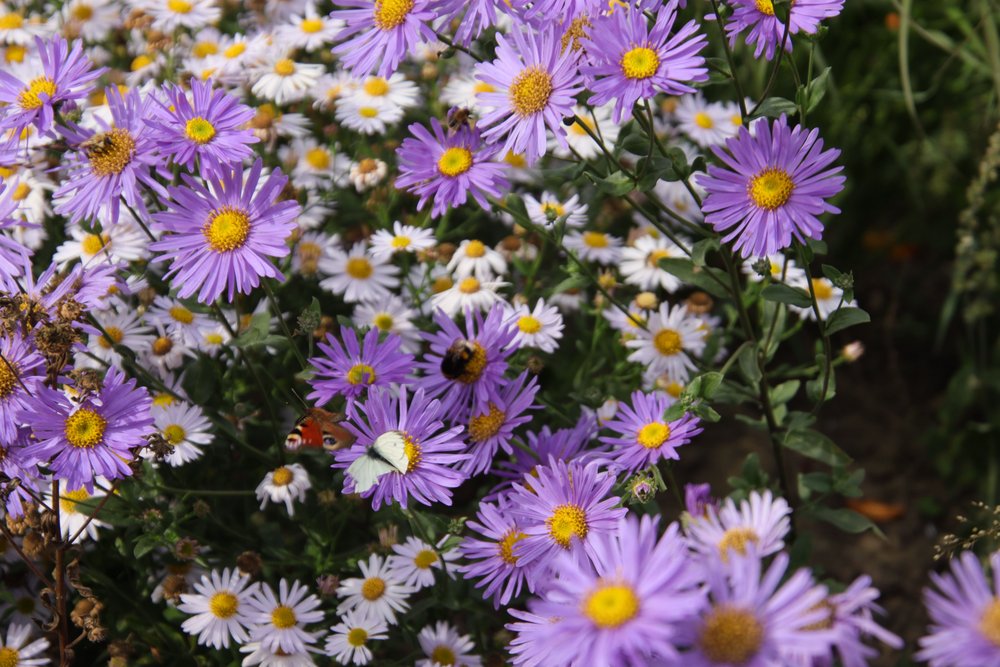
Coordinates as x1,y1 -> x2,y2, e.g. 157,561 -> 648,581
263,280 -> 308,371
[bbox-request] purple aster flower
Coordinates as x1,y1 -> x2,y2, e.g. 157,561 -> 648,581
333,386 -> 468,510
917,550 -> 1000,667
395,118 -> 509,219
508,515 -> 706,666
150,78 -> 259,179
684,482 -> 719,519
21,367 -> 154,493
461,370 -> 538,477
415,304 -> 517,422
506,458 -> 627,577
307,327 -> 413,405
598,389 -> 702,475
475,26 -> 584,165
677,551 -> 834,666
510,0 -> 601,22
685,489 -> 791,562
725,0 -> 844,61
330,0 -> 437,78
1,427 -> 42,518
54,87 -> 163,226
0,181 -> 32,279
149,159 -> 299,304
459,498 -> 536,608
0,36 -> 104,135
581,2 -> 708,123
696,115 -> 844,258
810,575 -> 901,667
436,0 -> 506,46
1,256 -> 80,319
0,331 -> 45,443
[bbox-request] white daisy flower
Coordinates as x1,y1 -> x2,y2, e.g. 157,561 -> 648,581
146,296 -> 213,348
179,568 -> 259,649
446,239 -> 507,281
6,170 -> 51,228
368,221 -> 435,260
0,8 -> 50,45
652,178 -> 703,223
673,93 -> 731,147
625,303 -> 705,382
311,72 -> 357,110
430,277 -> 507,317
440,72 -> 497,114
348,158 -> 387,192
416,622 -> 482,667
247,579 -> 324,655
719,99 -> 747,140
385,537 -> 460,590
336,554 -> 415,626
503,298 -> 564,353
255,463 -> 311,516
264,0 -> 310,21
140,0 -> 220,32
150,402 -> 214,467
252,53 -> 324,105
324,610 -> 387,666
547,289 -> 585,313
43,479 -> 110,543
334,99 -> 403,135
319,243 -> 400,304
298,196 -> 337,229
280,138 -> 350,190
293,231 -> 340,278
562,230 -> 622,265
619,234 -> 686,293
0,583 -> 42,624
347,73 -> 420,110
685,489 -> 792,562
240,641 -> 318,666
212,33 -> 269,83
197,324 -> 232,356
352,296 -> 421,353
124,51 -> 166,87
602,305 -> 650,335
84,310 -> 154,369
524,191 -> 588,230
741,253 -> 806,284
151,562 -> 205,605
0,623 -> 50,667
52,220 -> 149,269
271,110 -> 312,139
551,104 -> 620,160
143,327 -> 192,376
274,3 -> 343,51
788,276 -> 857,321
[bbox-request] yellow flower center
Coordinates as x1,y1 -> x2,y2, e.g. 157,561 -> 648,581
305,147 -> 330,170
169,305 -> 194,324
205,332 -> 224,345
373,0 -> 413,29
153,392 -> 177,408
0,13 -> 24,29
458,277 -> 480,294
431,646 -> 456,665
224,42 -> 246,59
209,591 -> 239,619
373,313 -> 394,330
403,434 -> 421,473
811,278 -> 833,301
517,315 -> 541,334
361,577 -> 386,601
60,488 -> 91,514
980,599 -> 1000,646
81,232 -> 109,256
754,0 -> 775,15
346,257 -> 373,279
473,81 -> 495,94
694,111 -> 714,129
192,41 -> 218,57
363,76 -> 390,96
18,76 -> 56,111
11,182 -> 28,201
152,336 -> 173,356
414,549 -> 438,569
542,202 -> 566,219
748,168 -> 794,210
65,408 -> 107,449
0,359 -> 17,397
271,605 -> 297,628
87,128 -> 136,177
547,503 -> 588,549
0,647 -> 18,667
464,239 -> 486,257
570,114 -> 595,137
301,17 -> 324,33
204,207 -> 251,252
72,2 -> 94,19
620,46 -> 659,80
647,248 -> 672,266
698,605 -> 765,664
274,59 -> 296,76
163,424 -> 186,445
499,529 -> 526,565
509,66 -> 553,117
666,381 -> 684,398
5,44 -> 26,63
653,329 -> 682,356
717,527 -> 759,560
583,231 -> 609,248
438,147 -> 473,177
272,466 -> 294,486
347,627 -> 368,647
583,582 -> 640,628
347,363 -> 376,386
468,403 -> 506,442
636,422 -> 670,449
390,235 -> 411,249
131,54 -> 153,71
504,152 -> 526,167
184,116 -> 216,144
732,114 -> 744,127
359,106 -> 379,118
168,0 -> 192,13
432,276 -> 453,293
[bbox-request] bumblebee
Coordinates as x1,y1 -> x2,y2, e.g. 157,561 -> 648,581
446,106 -> 473,133
79,132 -> 115,157
440,338 -> 477,379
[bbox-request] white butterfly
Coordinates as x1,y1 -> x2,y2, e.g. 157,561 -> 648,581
346,430 -> 410,493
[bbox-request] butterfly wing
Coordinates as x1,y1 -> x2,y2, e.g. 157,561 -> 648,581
372,431 -> 409,474
285,416 -> 325,450
346,452 -> 395,493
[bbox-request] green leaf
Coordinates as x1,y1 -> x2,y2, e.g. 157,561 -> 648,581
690,238 -> 719,267
752,97 -> 797,119
820,264 -> 843,282
769,380 -> 801,406
798,472 -> 832,497
661,402 -> 687,422
782,429 -> 852,466
697,372 -> 724,399
803,67 -> 832,114
824,307 -> 871,335
736,343 -> 762,384
619,133 -> 652,155
133,534 -> 159,559
811,506 -> 883,535
657,258 -> 730,299
761,283 -> 812,308
592,170 -> 634,196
